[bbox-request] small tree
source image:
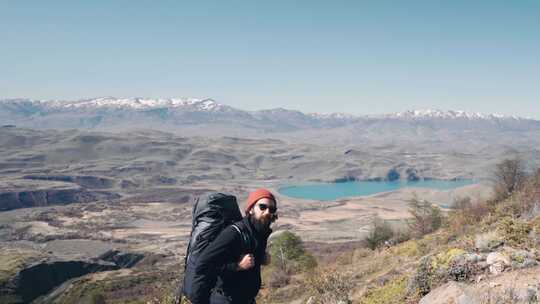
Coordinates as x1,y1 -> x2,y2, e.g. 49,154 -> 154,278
513,168 -> 540,218
365,216 -> 394,250
270,231 -> 317,273
447,197 -> 489,235
408,194 -> 443,238
270,231 -> 303,272
493,158 -> 526,201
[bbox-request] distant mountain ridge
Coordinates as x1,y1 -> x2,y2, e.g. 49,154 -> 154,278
1,97 -> 539,135
385,109 -> 526,120
0,97 -> 532,119
0,97 -> 235,112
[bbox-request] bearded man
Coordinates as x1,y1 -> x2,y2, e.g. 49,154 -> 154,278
189,188 -> 278,304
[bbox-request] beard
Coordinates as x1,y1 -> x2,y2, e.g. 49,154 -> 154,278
249,214 -> 272,235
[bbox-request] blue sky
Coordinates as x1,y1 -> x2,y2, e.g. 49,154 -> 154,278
1,1 -> 539,117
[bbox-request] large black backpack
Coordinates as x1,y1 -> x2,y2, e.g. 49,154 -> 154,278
181,193 -> 246,300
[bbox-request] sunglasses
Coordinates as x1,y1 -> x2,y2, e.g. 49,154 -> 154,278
257,203 -> 277,214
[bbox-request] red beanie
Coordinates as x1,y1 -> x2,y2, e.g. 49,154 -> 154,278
245,188 -> 276,213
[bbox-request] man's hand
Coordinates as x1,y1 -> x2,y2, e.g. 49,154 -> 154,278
237,254 -> 255,271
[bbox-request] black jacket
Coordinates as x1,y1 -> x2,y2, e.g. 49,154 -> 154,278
190,216 -> 271,304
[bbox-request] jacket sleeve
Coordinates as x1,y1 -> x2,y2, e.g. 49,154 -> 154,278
190,226 -> 241,304
222,261 -> 239,272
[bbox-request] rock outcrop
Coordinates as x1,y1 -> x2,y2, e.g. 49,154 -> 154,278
0,179 -> 120,211
1,251 -> 145,303
97,250 -> 145,268
23,175 -> 116,189
3,260 -> 119,303
419,281 -> 474,304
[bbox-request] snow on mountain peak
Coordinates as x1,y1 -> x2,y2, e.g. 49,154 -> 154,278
308,112 -> 356,120
387,109 -> 522,120
11,97 -> 230,111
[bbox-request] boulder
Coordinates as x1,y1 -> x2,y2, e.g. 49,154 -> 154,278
97,250 -> 145,268
486,252 -> 511,265
463,253 -> 483,263
505,248 -> 538,269
486,252 -> 510,275
419,282 -> 477,304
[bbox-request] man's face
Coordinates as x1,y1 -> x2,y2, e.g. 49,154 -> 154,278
250,197 -> 277,227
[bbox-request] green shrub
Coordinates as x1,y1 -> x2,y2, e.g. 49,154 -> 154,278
81,290 -> 106,304
407,256 -> 433,297
266,266 -> 290,288
494,198 -> 524,218
447,197 -> 489,236
271,231 -> 304,261
447,256 -> 476,282
365,216 -> 394,250
497,217 -> 531,247
297,253 -> 317,270
427,248 -> 477,282
391,227 -> 412,244
269,231 -> 317,274
359,276 -> 408,304
305,268 -> 353,304
431,248 -> 466,270
393,240 -> 420,257
408,195 -> 443,238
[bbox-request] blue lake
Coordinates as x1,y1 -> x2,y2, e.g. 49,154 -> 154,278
278,179 -> 475,201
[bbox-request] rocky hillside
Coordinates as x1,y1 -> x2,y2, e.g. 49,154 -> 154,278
3,162 -> 533,304
256,165 -> 540,304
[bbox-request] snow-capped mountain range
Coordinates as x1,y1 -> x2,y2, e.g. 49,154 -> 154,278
1,97 -> 532,119
1,97 -> 538,134
1,97 -> 234,112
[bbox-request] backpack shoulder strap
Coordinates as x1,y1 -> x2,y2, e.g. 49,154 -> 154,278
231,223 -> 249,253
